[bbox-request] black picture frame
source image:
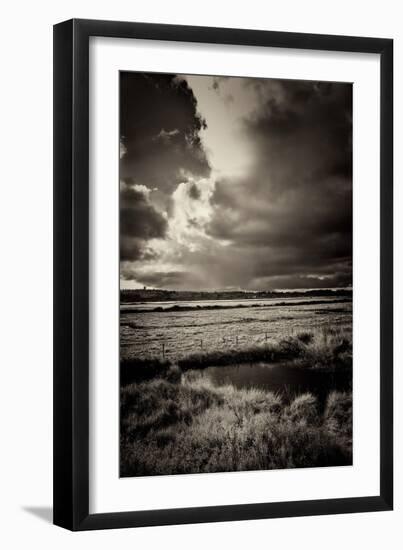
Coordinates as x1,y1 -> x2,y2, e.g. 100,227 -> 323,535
53,18 -> 393,531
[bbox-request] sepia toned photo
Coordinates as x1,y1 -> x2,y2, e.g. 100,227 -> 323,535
119,72 -> 352,477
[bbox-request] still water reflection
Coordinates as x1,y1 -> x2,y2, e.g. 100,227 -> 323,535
205,363 -> 352,408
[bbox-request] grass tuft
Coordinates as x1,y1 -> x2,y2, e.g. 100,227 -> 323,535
120,328 -> 352,385
286,393 -> 318,425
120,372 -> 352,477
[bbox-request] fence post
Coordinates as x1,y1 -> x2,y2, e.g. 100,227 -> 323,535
200,339 -> 203,350
162,342 -> 165,358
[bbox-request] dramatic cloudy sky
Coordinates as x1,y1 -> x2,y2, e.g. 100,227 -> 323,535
120,72 -> 352,291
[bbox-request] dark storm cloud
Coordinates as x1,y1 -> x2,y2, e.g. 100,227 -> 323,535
245,79 -> 352,184
120,237 -> 142,262
188,182 -> 201,200
120,74 -> 352,290
120,73 -> 214,267
120,73 -> 210,198
121,268 -> 206,290
250,272 -> 353,290
207,79 -> 352,289
120,183 -> 167,238
120,182 -> 167,261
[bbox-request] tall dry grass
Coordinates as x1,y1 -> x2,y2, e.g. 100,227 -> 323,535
121,328 -> 352,385
120,370 -> 352,477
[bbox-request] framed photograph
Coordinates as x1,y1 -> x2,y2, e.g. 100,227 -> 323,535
53,19 -> 393,530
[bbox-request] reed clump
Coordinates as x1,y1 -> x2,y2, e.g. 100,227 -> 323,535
120,371 -> 352,477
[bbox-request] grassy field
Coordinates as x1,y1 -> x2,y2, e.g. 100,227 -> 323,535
120,295 -> 352,360
121,327 -> 352,385
120,329 -> 352,476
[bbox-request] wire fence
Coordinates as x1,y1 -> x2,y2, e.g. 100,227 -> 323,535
121,319 -> 352,361
158,331 -> 276,358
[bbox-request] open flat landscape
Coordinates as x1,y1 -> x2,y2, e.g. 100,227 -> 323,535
120,294 -> 352,361
119,73 -> 353,478
120,291 -> 353,477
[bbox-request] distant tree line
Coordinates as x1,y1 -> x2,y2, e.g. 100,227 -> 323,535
120,288 -> 352,303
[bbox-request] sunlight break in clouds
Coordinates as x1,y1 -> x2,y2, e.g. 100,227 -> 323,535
185,75 -> 256,179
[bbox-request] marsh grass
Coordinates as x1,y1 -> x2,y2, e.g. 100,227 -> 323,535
121,328 -> 352,385
292,327 -> 352,370
120,371 -> 352,477
120,328 -> 352,476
